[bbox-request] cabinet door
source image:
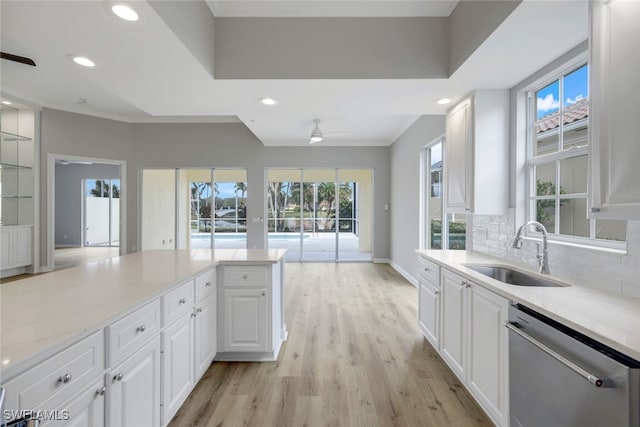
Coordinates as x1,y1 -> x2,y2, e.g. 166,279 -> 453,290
13,227 -> 31,267
194,294 -> 217,381
445,97 -> 473,213
590,1 -> 640,219
161,314 -> 194,425
41,379 -> 105,427
440,269 -> 466,379
418,279 -> 440,349
223,288 -> 268,352
467,283 -> 509,426
107,336 -> 161,427
0,228 -> 11,269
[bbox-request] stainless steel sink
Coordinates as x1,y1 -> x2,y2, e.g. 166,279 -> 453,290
463,265 -> 567,287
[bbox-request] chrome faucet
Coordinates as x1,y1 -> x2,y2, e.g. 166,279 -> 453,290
512,220 -> 550,275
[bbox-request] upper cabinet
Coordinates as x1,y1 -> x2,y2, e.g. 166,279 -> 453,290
445,90 -> 509,215
589,1 -> 640,220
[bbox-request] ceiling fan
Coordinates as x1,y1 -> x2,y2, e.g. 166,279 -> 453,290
308,119 -> 348,144
1,51 -> 36,67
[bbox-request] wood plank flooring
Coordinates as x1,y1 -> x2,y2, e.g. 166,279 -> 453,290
169,263 -> 492,427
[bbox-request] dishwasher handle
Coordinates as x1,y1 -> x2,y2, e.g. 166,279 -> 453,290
504,321 -> 607,388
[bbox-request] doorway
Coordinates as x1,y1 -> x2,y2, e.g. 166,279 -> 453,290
83,178 -> 120,247
266,168 -> 373,262
49,155 -> 126,271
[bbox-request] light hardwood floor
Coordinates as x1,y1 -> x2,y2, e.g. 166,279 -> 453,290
170,263 -> 491,427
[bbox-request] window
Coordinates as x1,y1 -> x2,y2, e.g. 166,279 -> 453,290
421,138 -> 466,250
527,62 -> 626,247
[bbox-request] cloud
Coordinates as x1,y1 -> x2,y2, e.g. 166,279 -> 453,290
537,93 -> 559,114
565,94 -> 585,105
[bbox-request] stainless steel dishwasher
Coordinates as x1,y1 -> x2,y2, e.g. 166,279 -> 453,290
506,304 -> 640,427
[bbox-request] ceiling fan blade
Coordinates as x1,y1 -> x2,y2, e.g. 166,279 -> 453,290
1,51 -> 36,66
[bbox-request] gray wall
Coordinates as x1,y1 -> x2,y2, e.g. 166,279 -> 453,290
130,123 -> 391,258
40,109 -> 133,266
39,110 -> 392,266
214,17 -> 449,79
390,116 -> 446,282
55,163 -> 119,247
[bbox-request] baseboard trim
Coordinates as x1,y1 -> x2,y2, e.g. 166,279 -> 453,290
54,244 -> 81,248
389,260 -> 418,287
373,258 -> 390,264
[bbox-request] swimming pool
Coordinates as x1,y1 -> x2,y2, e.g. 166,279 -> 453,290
191,233 -> 310,241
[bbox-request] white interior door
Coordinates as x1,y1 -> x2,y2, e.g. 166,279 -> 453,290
141,169 -> 176,250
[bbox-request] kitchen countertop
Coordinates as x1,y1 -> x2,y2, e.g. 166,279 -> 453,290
417,250 -> 640,361
0,249 -> 286,380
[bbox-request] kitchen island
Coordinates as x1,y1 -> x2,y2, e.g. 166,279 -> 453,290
0,249 -> 287,426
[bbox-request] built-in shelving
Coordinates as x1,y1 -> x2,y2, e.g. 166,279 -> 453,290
1,101 -> 35,276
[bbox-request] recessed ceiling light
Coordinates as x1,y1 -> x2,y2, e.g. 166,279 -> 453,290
1,100 -> 12,105
259,97 -> 278,106
437,98 -> 452,105
71,56 -> 96,68
112,4 -> 139,21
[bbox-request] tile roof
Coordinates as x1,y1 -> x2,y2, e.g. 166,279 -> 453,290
535,98 -> 588,134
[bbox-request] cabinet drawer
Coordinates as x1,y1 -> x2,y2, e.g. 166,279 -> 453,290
107,300 -> 160,367
418,257 -> 439,284
3,330 -> 104,415
163,280 -> 194,326
195,268 -> 216,303
223,266 -> 268,287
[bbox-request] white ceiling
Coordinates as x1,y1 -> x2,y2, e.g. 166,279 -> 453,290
0,1 -> 588,147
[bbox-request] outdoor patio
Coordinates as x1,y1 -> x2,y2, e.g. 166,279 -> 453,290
189,232 -> 371,262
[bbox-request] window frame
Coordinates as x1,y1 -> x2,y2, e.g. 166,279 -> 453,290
523,57 -> 627,252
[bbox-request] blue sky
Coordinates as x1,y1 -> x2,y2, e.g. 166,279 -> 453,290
536,64 -> 588,119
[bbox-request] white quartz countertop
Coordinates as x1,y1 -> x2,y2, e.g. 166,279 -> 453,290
0,249 -> 286,379
417,250 -> 640,361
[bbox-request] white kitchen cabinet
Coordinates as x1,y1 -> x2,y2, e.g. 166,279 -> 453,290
444,90 -> 509,215
107,335 -> 161,427
41,379 -> 106,427
466,281 -> 509,427
194,294 -> 217,381
589,0 -> 640,220
440,268 -> 467,379
161,312 -> 194,425
161,269 -> 217,425
417,256 -> 441,349
222,288 -> 269,352
437,267 -> 509,426
418,279 -> 440,349
217,263 -> 285,361
0,225 -> 32,276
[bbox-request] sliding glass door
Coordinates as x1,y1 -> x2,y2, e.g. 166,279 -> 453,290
267,168 -> 373,262
142,168 -> 247,251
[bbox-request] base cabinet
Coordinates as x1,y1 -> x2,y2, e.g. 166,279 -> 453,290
107,336 -> 161,427
43,380 -> 106,427
0,225 -> 32,274
161,313 -> 194,425
440,269 -> 467,379
467,282 -> 509,426
222,288 -> 268,352
194,295 -> 217,381
418,280 -> 440,349
419,259 -> 509,426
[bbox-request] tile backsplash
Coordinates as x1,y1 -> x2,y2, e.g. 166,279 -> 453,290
472,209 -> 640,297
